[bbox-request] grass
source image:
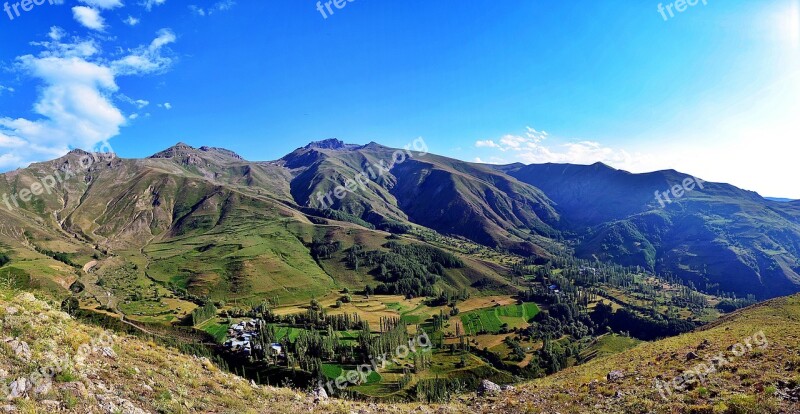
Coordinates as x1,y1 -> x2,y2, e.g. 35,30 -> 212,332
459,302 -> 540,335
578,334 -> 642,362
485,295 -> 800,413
198,319 -> 230,343
144,219 -> 336,305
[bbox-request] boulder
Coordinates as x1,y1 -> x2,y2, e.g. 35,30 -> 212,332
309,386 -> 328,403
4,339 -> 31,361
477,380 -> 502,396
7,378 -> 30,399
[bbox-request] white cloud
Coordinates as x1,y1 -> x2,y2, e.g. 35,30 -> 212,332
72,6 -> 105,31
0,55 -> 123,164
124,16 -> 140,26
111,29 -> 176,75
119,95 -> 150,108
215,0 -> 235,11
158,102 -> 171,109
0,86 -> 14,95
48,26 -> 65,41
188,5 -> 206,16
189,1 -> 236,17
0,30 -> 178,170
79,0 -> 123,9
141,0 -> 166,11
475,140 -> 499,148
474,126 -> 650,170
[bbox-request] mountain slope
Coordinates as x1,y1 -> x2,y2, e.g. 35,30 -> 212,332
500,163 -> 800,298
280,140 -> 561,255
1,141 -> 799,301
0,143 -> 517,308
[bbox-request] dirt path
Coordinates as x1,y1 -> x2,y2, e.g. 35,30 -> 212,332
83,260 -> 98,273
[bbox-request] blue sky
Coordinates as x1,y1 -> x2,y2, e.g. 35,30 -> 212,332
1,0 -> 799,197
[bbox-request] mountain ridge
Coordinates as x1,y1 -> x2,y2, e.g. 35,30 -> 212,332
1,140 -> 799,299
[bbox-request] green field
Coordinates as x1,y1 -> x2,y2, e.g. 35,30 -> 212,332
199,319 -> 230,343
321,363 -> 381,383
460,302 -> 540,335
273,325 -> 304,342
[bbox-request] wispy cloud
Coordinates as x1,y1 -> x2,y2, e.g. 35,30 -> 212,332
79,0 -> 124,10
189,0 -> 236,17
141,0 -> 166,11
124,16 -> 140,26
111,29 -> 176,75
474,126 -> 649,170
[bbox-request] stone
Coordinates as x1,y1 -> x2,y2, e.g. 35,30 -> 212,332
98,347 -> 117,359
7,378 -> 30,399
33,379 -> 52,395
607,371 -> 625,382
310,386 -> 328,403
96,394 -> 148,414
477,380 -> 502,396
4,339 -> 31,361
59,381 -> 88,398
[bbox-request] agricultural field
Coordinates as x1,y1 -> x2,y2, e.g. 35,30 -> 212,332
198,319 -> 231,342
458,303 -> 540,335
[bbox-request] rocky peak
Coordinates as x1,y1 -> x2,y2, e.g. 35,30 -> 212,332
303,138 -> 357,151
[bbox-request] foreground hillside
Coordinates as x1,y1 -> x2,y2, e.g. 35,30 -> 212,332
0,289 -> 461,413
3,288 -> 799,413
476,294 -> 800,413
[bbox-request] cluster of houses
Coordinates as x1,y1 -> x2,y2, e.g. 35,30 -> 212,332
223,319 -> 283,358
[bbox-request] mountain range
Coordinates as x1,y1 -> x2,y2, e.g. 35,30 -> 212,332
1,139 -> 798,300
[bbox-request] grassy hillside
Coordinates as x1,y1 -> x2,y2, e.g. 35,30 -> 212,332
3,289 -> 799,413
0,288 -> 458,413
474,295 -> 800,413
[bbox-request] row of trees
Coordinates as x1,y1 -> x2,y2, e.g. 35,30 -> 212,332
346,242 -> 464,298
190,302 -> 218,326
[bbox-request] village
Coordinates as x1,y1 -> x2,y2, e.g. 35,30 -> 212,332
222,319 -> 283,359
